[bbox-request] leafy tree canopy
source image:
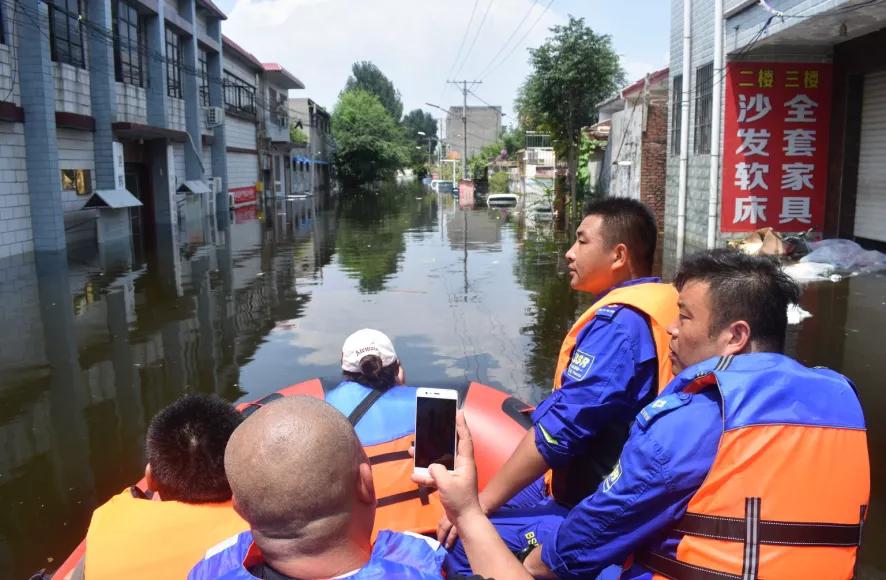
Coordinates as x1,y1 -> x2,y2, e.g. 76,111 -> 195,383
344,61 -> 404,122
332,89 -> 408,186
515,15 -> 624,219
402,109 -> 438,141
290,124 -> 308,146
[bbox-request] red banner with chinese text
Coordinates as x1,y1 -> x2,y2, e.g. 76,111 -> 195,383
229,185 -> 258,206
721,62 -> 831,232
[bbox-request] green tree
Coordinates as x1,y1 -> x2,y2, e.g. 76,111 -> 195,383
516,16 -> 625,224
331,90 -> 408,186
344,61 -> 404,122
289,124 -> 308,146
403,109 -> 438,175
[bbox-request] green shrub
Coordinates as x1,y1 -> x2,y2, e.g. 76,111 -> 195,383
489,171 -> 509,193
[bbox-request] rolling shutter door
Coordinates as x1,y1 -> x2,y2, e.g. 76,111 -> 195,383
855,72 -> 886,243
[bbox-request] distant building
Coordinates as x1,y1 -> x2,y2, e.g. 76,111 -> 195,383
445,105 -> 502,161
288,98 -> 333,193
593,68 -> 669,271
260,63 -> 304,198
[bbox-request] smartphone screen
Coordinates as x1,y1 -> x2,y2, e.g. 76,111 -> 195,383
414,394 -> 457,471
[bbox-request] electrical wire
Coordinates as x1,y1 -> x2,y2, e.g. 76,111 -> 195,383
475,0 -> 554,81
474,0 -> 540,80
3,0 -> 286,117
452,0 -> 495,79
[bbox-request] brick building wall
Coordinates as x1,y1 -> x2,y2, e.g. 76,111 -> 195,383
115,83 -> 148,124
640,100 -> 668,274
0,124 -> 32,258
53,63 -> 91,116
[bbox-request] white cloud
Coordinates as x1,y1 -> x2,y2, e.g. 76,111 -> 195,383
223,0 -> 561,120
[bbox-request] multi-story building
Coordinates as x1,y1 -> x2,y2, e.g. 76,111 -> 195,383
0,0 -> 229,259
260,63 -> 303,199
221,35 -> 261,209
0,0 -> 305,260
595,69 -> 669,270
666,0 -> 886,272
445,105 -> 502,161
288,97 -> 332,194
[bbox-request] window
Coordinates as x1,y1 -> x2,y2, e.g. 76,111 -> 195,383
223,70 -> 256,115
1,2 -> 6,45
113,0 -> 144,87
61,169 -> 92,195
671,74 -> 683,156
49,0 -> 85,68
694,63 -> 714,154
199,49 -> 210,106
165,28 -> 182,98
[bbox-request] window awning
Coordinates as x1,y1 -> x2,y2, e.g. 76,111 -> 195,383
84,188 -> 143,209
177,180 -> 212,195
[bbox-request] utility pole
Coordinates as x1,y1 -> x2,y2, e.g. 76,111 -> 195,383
447,80 -> 481,180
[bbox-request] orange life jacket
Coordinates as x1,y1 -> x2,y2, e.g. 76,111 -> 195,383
638,355 -> 870,580
552,282 -> 678,392
84,488 -> 248,579
364,435 -> 445,537
547,282 -> 678,505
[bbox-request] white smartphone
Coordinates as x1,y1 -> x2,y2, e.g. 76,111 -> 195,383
413,388 -> 459,476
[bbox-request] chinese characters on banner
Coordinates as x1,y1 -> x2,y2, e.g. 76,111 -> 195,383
721,62 -> 831,232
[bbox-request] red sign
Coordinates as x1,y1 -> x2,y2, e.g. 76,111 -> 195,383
233,204 -> 257,223
721,62 -> 831,232
230,185 -> 257,206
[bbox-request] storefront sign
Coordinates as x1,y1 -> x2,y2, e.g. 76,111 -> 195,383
721,62 -> 831,232
230,185 -> 257,206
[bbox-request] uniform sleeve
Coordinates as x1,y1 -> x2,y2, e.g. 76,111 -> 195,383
531,312 -> 656,469
540,391 -> 722,579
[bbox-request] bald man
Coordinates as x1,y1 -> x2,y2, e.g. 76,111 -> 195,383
188,396 -> 447,579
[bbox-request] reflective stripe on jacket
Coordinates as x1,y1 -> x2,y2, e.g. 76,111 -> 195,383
639,354 -> 870,580
188,529 -> 446,579
552,282 -> 678,393
84,489 -> 247,579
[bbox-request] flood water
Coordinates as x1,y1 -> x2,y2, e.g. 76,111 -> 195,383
0,183 -> 883,577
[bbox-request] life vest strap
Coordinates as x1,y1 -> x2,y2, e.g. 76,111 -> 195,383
675,510 -> 864,547
377,487 -> 435,508
369,449 -> 412,465
637,551 -> 743,580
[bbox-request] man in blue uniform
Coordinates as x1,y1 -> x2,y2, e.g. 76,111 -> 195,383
425,250 -> 866,579
442,199 -> 677,571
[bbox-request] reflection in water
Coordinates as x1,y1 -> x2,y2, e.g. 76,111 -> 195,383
0,183 -> 883,576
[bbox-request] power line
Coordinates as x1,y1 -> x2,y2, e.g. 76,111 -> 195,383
473,0 -> 538,80
452,0 -> 495,79
441,0 -> 480,99
476,0 -> 554,80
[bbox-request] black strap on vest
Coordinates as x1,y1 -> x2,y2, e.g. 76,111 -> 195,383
674,509 -> 864,547
347,388 -> 386,427
641,498 -> 867,580
369,449 -> 412,465
637,551 -> 743,580
377,486 -> 433,507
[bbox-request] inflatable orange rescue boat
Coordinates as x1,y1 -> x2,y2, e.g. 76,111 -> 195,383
51,379 -> 532,579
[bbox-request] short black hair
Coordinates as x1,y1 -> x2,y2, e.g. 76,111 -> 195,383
584,197 -> 658,275
146,394 -> 243,503
674,249 -> 801,353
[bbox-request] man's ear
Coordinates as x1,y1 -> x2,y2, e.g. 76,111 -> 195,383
723,320 -> 751,355
611,243 -> 629,270
356,461 -> 376,505
144,464 -> 158,492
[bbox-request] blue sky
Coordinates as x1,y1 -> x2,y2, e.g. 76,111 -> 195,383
214,0 -> 670,123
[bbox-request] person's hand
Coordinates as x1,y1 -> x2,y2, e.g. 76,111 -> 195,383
411,411 -> 484,530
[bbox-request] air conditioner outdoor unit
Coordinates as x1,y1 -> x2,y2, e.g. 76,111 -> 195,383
205,106 -> 224,128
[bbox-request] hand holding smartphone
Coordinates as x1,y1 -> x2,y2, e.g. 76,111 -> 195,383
413,388 -> 458,476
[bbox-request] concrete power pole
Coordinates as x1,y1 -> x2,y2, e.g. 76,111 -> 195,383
448,80 -> 481,180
